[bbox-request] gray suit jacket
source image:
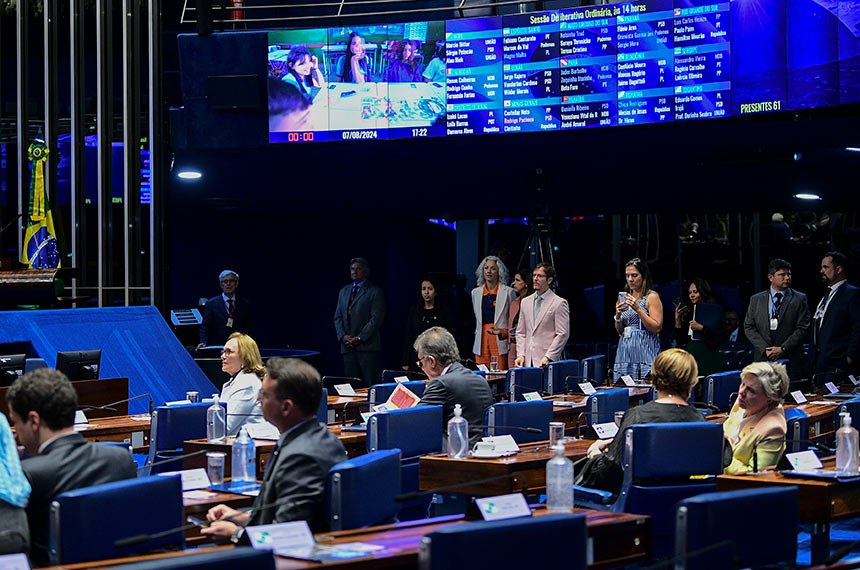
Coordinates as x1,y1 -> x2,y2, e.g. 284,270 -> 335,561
334,280 -> 386,353
22,433 -> 137,566
248,419 -> 346,532
743,288 -> 810,381
419,362 -> 495,447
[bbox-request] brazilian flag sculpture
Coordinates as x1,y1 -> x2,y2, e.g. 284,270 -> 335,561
21,136 -> 60,269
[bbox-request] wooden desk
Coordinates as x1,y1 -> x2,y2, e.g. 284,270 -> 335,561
420,438 -> 591,497
72,414 -> 150,449
41,507 -> 650,570
183,427 -> 367,473
1,377 -> 130,420
182,489 -> 255,545
716,458 -> 860,564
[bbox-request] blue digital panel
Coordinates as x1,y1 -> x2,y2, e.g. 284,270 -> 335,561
558,5 -> 619,129
445,17 -> 505,136
502,11 -> 562,133
731,0 -> 787,115
786,0 -> 838,110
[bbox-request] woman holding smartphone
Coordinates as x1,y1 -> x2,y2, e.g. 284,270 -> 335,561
613,258 -> 663,380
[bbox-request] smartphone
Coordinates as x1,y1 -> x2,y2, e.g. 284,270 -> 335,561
186,515 -> 210,528
618,292 -> 627,305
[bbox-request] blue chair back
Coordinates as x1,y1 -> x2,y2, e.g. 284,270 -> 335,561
49,475 -> 184,565
675,487 -> 798,570
704,370 -> 741,411
585,388 -> 629,427
544,359 -> 580,395
484,400 -> 552,444
419,513 -> 587,570
582,355 -> 607,384
115,547 -> 274,570
368,381 -> 426,405
506,367 -> 544,401
618,422 -> 724,558
318,387 -> 329,424
325,449 -> 402,531
838,397 -> 860,425
146,402 -> 222,474
367,405 -> 443,458
784,407 -> 809,453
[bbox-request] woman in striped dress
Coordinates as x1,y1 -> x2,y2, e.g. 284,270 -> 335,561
613,258 -> 663,380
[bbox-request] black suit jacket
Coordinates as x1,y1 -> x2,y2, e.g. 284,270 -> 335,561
333,281 -> 385,353
815,282 -> 860,375
743,288 -> 810,381
200,294 -> 252,346
248,419 -> 346,532
419,362 -> 495,447
22,433 -> 137,566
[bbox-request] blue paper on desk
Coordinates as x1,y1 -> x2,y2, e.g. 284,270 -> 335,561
692,303 -> 722,341
209,480 -> 262,494
781,469 -> 860,482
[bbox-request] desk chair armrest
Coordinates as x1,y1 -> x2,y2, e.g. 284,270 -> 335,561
572,485 -> 613,508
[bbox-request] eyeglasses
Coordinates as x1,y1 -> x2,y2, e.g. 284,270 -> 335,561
221,279 -> 238,284
627,258 -> 641,265
532,273 -> 546,279
221,348 -> 236,356
416,355 -> 431,368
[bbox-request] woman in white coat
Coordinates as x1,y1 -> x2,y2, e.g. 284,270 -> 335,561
219,332 -> 265,436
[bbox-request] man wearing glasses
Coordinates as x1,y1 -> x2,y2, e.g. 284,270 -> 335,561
514,263 -> 571,368
198,270 -> 253,349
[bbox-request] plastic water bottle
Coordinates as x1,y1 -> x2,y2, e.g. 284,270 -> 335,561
207,394 -> 226,443
231,426 -> 256,482
546,443 -> 574,512
836,411 -> 860,475
447,404 -> 469,459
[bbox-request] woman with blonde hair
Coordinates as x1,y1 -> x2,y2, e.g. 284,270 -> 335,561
219,332 -> 266,435
723,361 -> 789,473
470,255 -> 515,370
579,349 -> 704,493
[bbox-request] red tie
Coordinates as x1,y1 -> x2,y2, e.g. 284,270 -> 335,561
227,298 -> 235,319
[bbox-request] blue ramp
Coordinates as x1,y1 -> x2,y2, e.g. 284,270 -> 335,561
0,307 -> 216,414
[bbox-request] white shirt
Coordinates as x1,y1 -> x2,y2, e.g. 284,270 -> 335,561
221,370 -> 264,436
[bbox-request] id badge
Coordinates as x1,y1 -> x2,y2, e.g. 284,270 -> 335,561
769,318 -> 778,331
813,308 -> 824,319
226,317 -> 234,328
623,326 -> 632,338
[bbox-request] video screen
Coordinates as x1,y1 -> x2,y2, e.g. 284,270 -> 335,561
266,0 -> 860,143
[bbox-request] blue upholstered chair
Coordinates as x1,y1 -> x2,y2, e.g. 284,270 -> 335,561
368,381 -> 426,405
704,370 -> 741,411
145,402 -> 220,475
675,487 -> 798,570
367,405 -> 443,520
784,407 -> 809,453
114,547 -> 274,570
582,354 -> 607,384
418,513 -> 587,570
573,422 -> 724,560
318,387 -> 329,424
838,397 -> 860,425
544,359 -> 580,395
483,400 -> 552,444
584,387 -> 629,428
506,367 -> 544,401
49,474 -> 184,565
325,449 -> 402,531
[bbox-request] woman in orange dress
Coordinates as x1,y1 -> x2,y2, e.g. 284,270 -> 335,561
471,256 -> 515,370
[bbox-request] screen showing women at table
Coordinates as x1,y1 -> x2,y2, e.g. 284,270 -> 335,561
267,0 -> 860,143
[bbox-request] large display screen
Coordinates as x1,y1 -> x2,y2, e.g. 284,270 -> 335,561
267,0 -> 860,143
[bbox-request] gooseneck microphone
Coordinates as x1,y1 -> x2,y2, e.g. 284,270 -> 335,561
137,449 -> 210,473
79,393 -> 154,417
472,424 -> 543,435
395,473 -> 523,502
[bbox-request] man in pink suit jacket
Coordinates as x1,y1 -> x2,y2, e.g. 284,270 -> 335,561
514,263 -> 571,367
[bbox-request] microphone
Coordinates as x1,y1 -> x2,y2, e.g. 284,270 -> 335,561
80,393 -> 154,417
0,213 -> 23,236
394,473 -> 523,502
473,424 -> 543,435
380,369 -> 427,380
137,449 -> 209,473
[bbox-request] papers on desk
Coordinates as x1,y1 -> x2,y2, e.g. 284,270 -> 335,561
783,450 -> 823,472
165,399 -> 193,406
781,469 -> 860,482
592,422 -> 619,440
246,521 -> 383,562
480,434 -> 520,454
130,414 -> 151,421
475,493 -> 532,521
209,480 -> 262,496
383,383 -> 421,410
0,552 -> 30,570
334,384 -> 358,396
74,410 -> 88,425
245,421 -> 280,440
183,490 -> 217,500
158,468 -> 211,491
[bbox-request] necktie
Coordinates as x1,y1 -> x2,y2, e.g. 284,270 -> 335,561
814,288 -> 833,346
227,298 -> 235,319
534,295 -> 543,323
817,288 -> 833,314
263,439 -> 281,481
347,284 -> 359,325
772,292 -> 782,319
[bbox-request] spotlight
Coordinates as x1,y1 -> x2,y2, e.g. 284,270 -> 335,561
176,169 -> 203,180
793,192 -> 821,201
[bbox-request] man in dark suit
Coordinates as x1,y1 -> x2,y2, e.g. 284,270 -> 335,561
197,270 -> 252,349
203,358 -> 346,542
813,251 -> 860,384
416,327 -> 494,448
743,258 -> 811,384
333,258 -> 386,385
7,369 -> 137,566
